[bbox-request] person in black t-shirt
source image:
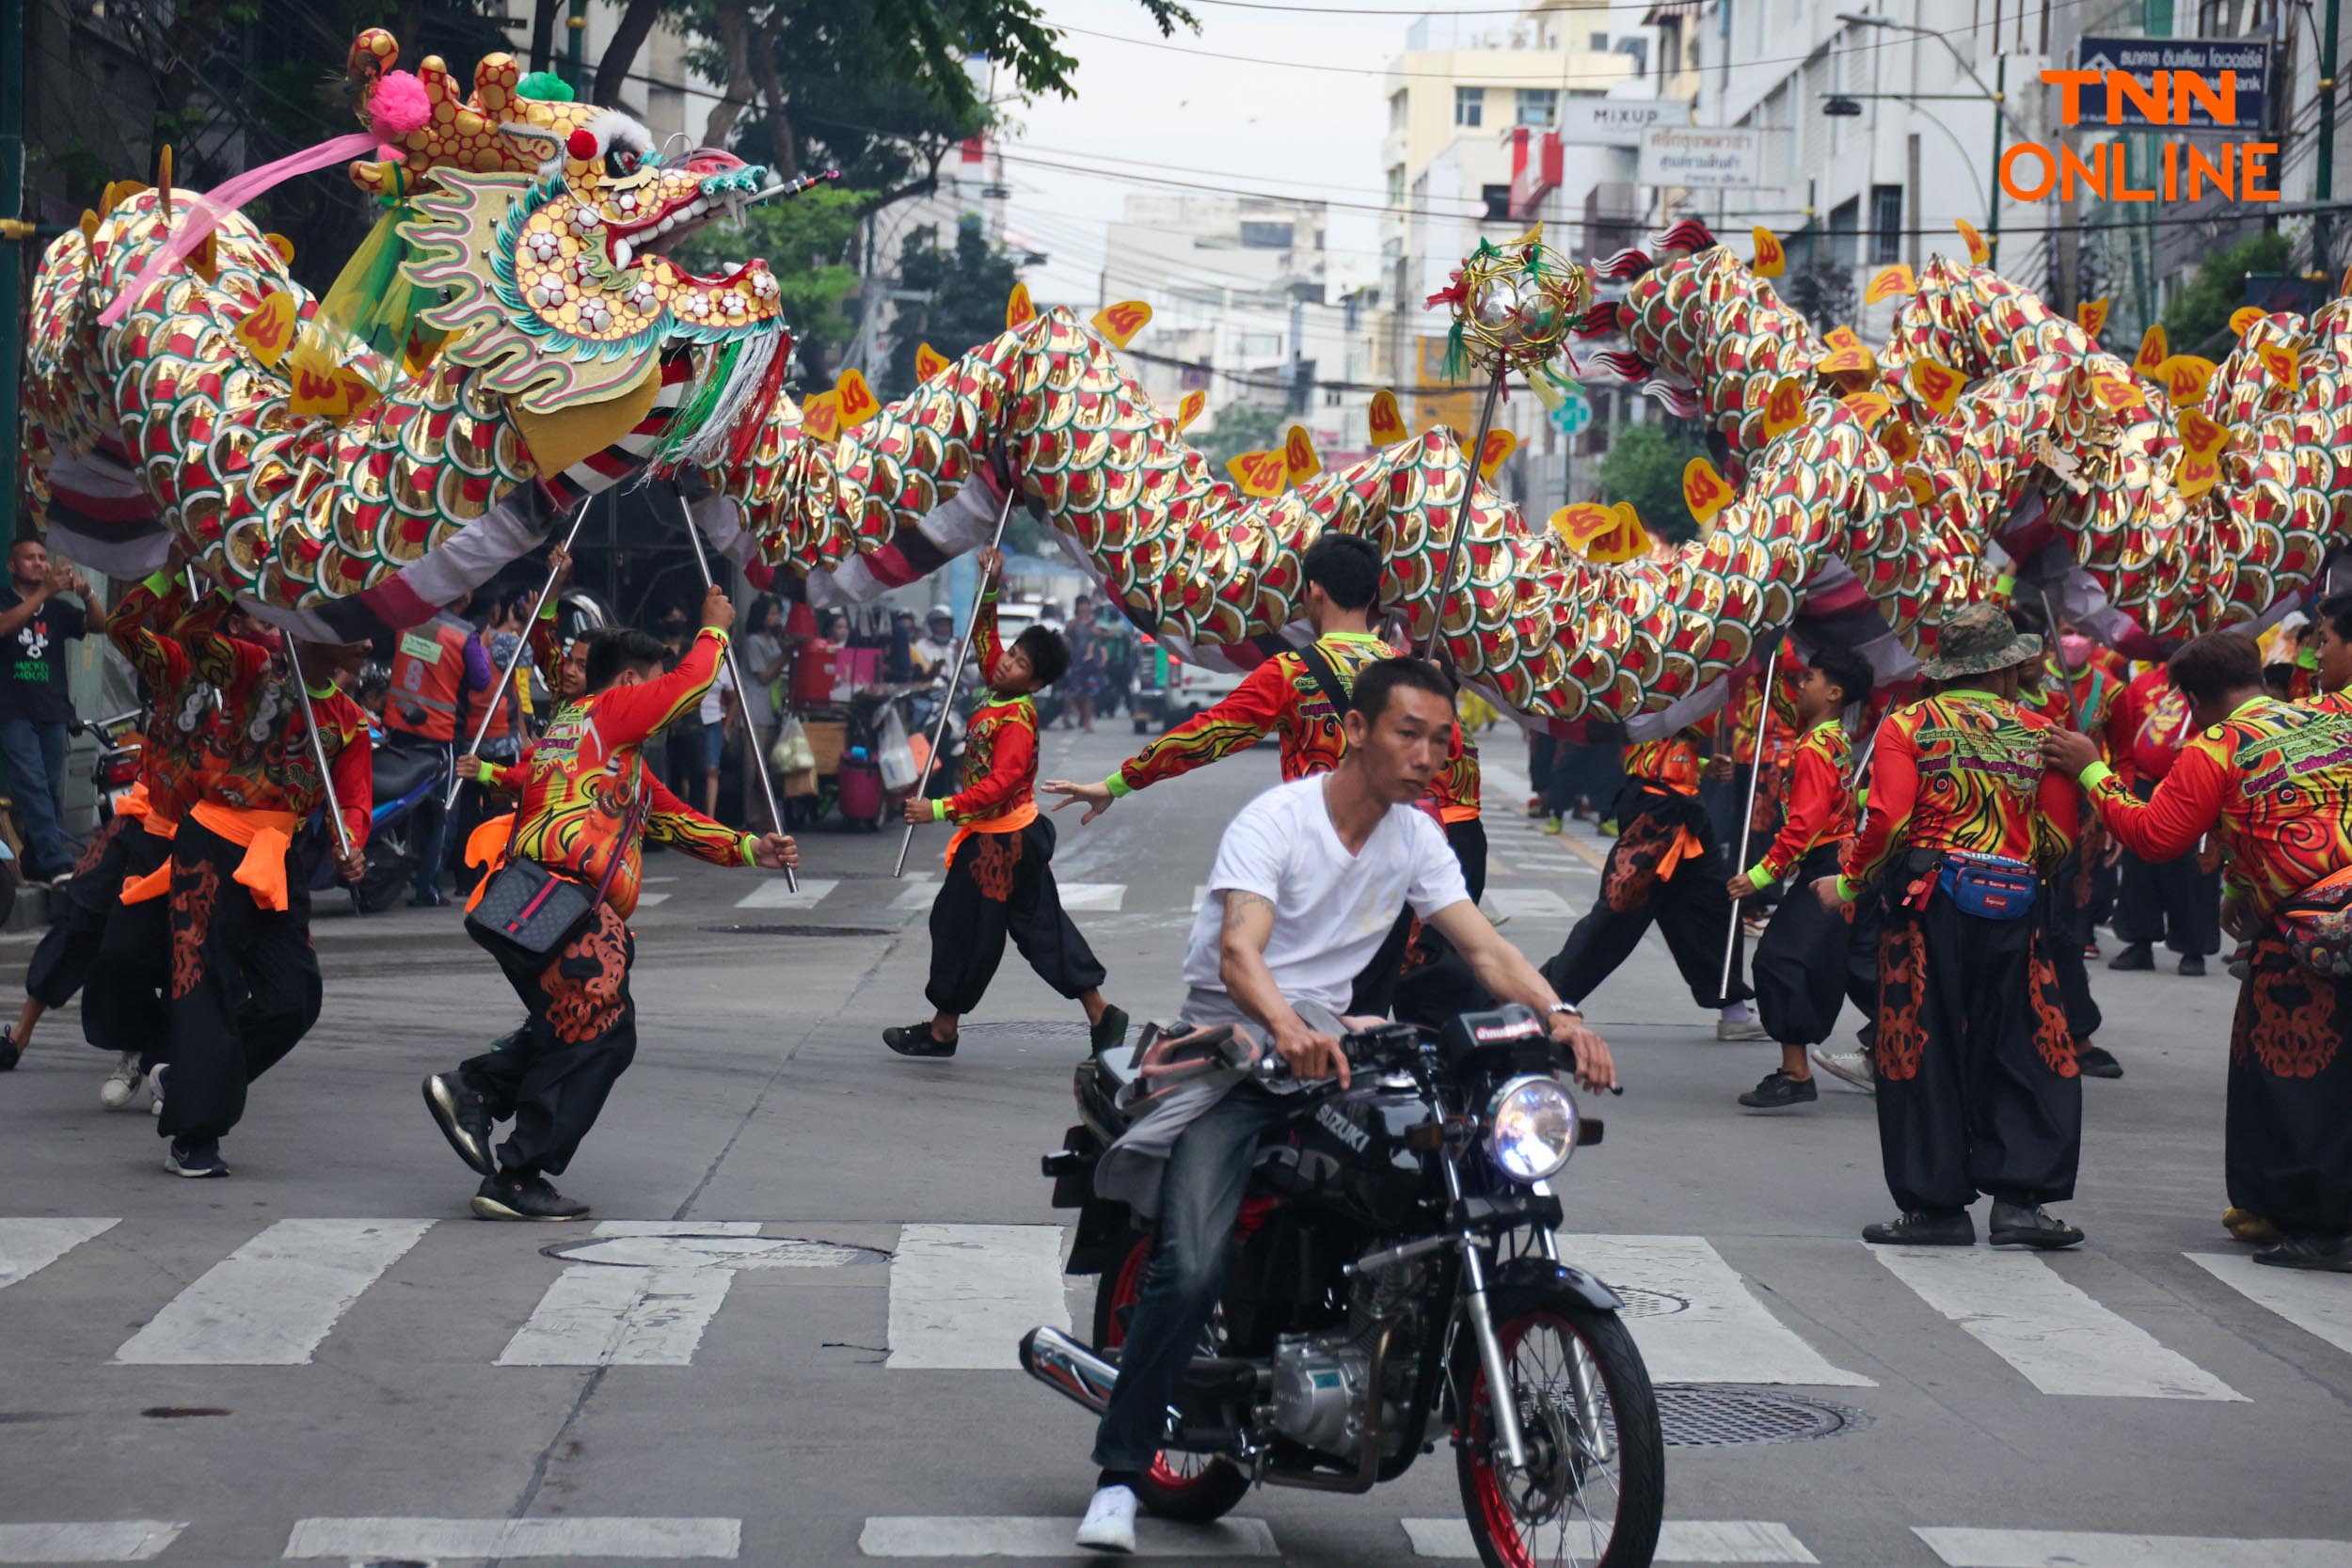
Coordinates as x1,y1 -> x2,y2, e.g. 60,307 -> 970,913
0,538 -> 90,882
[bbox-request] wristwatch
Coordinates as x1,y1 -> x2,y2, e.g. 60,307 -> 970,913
1545,1001 -> 1582,1022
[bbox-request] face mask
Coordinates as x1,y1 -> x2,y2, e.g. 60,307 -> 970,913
2060,633 -> 2092,665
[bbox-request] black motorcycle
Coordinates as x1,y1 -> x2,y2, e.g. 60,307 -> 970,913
1022,1005 -> 1665,1568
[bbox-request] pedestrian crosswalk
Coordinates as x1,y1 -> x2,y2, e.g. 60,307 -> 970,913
651,874 -> 1591,922
4,1218 -> 2344,1403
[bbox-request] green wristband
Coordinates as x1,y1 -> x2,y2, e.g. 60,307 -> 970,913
1836,875 -> 1861,903
2078,759 -> 2115,790
1746,864 -> 1774,892
931,799 -> 948,822
1103,773 -> 1134,800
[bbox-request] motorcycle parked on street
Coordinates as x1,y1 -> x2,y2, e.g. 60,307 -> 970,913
85,709 -> 149,825
1024,1005 -> 1664,1568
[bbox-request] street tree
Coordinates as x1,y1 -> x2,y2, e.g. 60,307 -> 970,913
1597,423 -> 1708,544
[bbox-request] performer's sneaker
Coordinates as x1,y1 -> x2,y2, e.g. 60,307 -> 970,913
883,1022 -> 958,1058
1074,1484 -> 1138,1554
470,1172 -> 589,1222
0,1025 -> 17,1071
2107,942 -> 2155,972
2252,1232 -> 2352,1272
2177,954 -> 2207,977
2074,1042 -> 2123,1079
1713,1015 -> 1771,1042
1089,1006 -> 1131,1057
98,1051 -> 146,1110
2223,1207 -> 2283,1244
1737,1069 -> 1817,1109
423,1072 -> 499,1176
1541,815 -> 1564,835
148,1064 -> 167,1118
1810,1046 -> 1875,1093
164,1138 -> 228,1179
1988,1201 -> 2085,1250
1863,1210 -> 1973,1245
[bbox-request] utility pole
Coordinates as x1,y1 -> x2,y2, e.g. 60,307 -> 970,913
565,0 -> 587,95
0,0 -> 26,546
2316,0 -> 2341,277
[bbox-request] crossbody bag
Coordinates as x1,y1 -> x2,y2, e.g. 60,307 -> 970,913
466,764 -> 648,957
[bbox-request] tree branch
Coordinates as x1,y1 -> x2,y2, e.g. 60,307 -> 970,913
529,0 -> 563,75
591,0 -> 669,107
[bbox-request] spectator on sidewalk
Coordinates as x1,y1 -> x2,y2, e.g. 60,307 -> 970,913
0,538 -> 92,883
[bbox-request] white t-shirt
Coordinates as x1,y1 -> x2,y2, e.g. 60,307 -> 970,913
697,658 -> 737,726
1181,776 -> 1471,1015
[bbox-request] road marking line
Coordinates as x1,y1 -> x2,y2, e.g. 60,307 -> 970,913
1869,1247 -> 2243,1400
283,1516 -> 741,1560
635,891 -> 671,907
499,1222 -> 764,1368
887,1224 -> 1068,1370
1915,1528 -> 2352,1567
1564,1235 -> 1873,1386
0,1523 -> 183,1563
734,878 -> 839,909
1485,888 -> 1577,919
1056,882 -> 1126,911
113,1219 -> 433,1366
1402,1518 -> 1817,1561
2187,1250 -> 2352,1358
0,1217 -> 116,1291
895,878 -> 940,911
857,1516 -> 1278,1557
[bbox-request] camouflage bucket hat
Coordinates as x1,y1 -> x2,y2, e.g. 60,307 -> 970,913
1920,602 -> 2043,681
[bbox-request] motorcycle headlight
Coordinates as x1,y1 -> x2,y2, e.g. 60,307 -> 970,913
1486,1074 -> 1578,1183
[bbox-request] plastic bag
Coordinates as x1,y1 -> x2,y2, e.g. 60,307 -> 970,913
771,715 -> 817,775
876,707 -> 918,792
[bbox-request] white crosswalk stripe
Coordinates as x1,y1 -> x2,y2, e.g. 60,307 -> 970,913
858,1516 -> 1278,1557
2186,1251 -> 2352,1356
895,877 -> 940,910
282,1516 -> 741,1560
1402,1518 -> 1817,1561
500,1221 -> 764,1368
1869,1247 -> 2242,1400
1484,888 -> 1579,919
113,1219 -> 434,1367
887,1223 -> 1069,1370
0,1523 -> 183,1563
1915,1528 -> 2352,1567
1565,1234 -> 1873,1386
733,877 -> 840,910
635,890 -> 672,906
1057,881 -> 1127,911
0,1217 -> 116,1291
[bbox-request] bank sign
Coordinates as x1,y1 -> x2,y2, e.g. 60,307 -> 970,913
2074,37 -> 2270,129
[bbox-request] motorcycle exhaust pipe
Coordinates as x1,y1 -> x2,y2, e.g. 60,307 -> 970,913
1019,1326 -> 1118,1416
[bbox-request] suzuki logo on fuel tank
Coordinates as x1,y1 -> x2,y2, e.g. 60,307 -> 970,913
1316,1102 -> 1371,1154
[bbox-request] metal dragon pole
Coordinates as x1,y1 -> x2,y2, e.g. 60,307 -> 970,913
671,488 -> 796,894
2037,587 -> 2086,731
1420,369 -> 1506,662
1719,635 -> 1783,1001
443,504 -> 594,811
894,476 -> 1023,879
282,639 -> 353,862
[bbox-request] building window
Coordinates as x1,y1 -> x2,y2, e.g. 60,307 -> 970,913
1482,183 -> 1513,222
1518,88 -> 1558,127
1828,196 -> 1861,268
1454,86 -> 1484,127
1870,184 -> 1903,264
1239,221 -> 1294,250
1386,166 -> 1406,207
1589,30 -> 1609,49
1389,90 -> 1407,134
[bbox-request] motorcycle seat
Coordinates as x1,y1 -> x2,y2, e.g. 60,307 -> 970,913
374,748 -> 447,802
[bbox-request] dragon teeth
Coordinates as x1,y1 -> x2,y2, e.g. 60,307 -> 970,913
613,239 -> 633,267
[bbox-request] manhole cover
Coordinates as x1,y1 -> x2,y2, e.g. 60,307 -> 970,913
955,1020 -> 1100,1043
1657,1386 -> 1863,1448
701,923 -> 895,938
540,1235 -> 886,1268
1611,1286 -> 1688,1319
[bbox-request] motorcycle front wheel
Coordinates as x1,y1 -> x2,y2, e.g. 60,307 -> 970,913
1092,1236 -> 1252,1525
1453,1285 -> 1665,1568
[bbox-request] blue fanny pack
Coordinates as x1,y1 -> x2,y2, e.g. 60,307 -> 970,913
1937,849 -> 2040,920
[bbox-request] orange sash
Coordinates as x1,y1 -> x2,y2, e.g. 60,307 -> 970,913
1653,824 -> 1703,883
189,801 -> 302,912
943,798 -> 1039,870
119,815 -> 181,904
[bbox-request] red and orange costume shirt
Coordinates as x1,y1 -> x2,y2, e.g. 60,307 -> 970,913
106,570 -> 220,831
2077,695 -> 2352,921
1839,689 -> 2080,898
1102,630 -> 1392,798
1621,733 -> 1704,797
927,591 -> 1041,834
1429,728 -> 1481,824
1744,721 -> 1855,889
2110,665 -> 2193,785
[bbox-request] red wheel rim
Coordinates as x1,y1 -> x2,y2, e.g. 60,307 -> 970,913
1104,1237 -> 1223,1496
1458,1308 -> 1623,1568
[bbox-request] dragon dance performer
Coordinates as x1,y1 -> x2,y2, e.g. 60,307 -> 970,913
2020,624 -> 2125,1081
424,591 -> 797,1221
1823,605 -> 2085,1249
890,549 -> 1125,1061
1540,720 -> 1763,1039
2044,633 -> 2352,1274
1725,648 -> 1878,1110
156,592 -> 373,1179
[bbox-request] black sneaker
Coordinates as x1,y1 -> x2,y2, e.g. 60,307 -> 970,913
883,1022 -> 957,1058
1737,1069 -> 1818,1110
423,1072 -> 499,1176
2253,1232 -> 2352,1272
1989,1200 -> 2085,1249
2107,942 -> 2154,972
470,1171 -> 589,1222
1089,1005 -> 1130,1057
164,1138 -> 229,1179
1863,1210 -> 1973,1245
2074,1043 -> 2122,1079
0,1025 -> 16,1071
2177,954 -> 2207,977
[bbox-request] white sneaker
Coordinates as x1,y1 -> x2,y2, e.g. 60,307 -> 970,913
1811,1047 -> 1876,1093
98,1051 -> 146,1111
1713,1016 -> 1771,1042
149,1064 -> 167,1117
1074,1484 -> 1138,1554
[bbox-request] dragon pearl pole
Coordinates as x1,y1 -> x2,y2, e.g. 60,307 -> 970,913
1719,636 -> 1782,1002
1421,370 -> 1506,662
443,504 -> 594,811
894,476 -> 1022,879
673,489 -> 797,894
283,640 -> 354,863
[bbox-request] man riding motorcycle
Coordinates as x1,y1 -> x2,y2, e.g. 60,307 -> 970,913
1075,656 -> 1618,1554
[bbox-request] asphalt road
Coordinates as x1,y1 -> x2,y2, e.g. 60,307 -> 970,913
0,721 -> 2344,1568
